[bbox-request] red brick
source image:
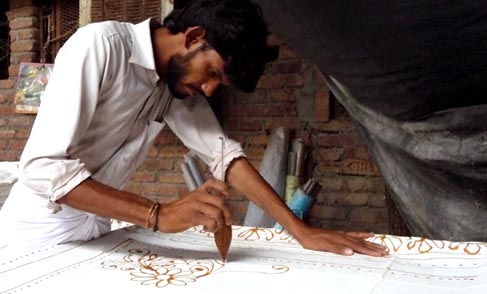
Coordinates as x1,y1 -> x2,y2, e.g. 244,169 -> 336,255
8,116 -> 34,126
284,73 -> 304,87
228,133 -> 245,143
225,119 -> 239,131
314,88 -> 330,122
347,177 -> 385,192
267,34 -> 284,47
245,135 -> 268,146
0,79 -> 15,89
242,147 -> 265,160
124,182 -> 142,195
9,52 -> 38,64
9,17 -> 38,30
312,206 -> 348,221
158,173 -> 185,184
343,159 -> 381,176
286,104 -> 298,116
317,148 -> 343,161
256,74 -> 285,89
8,64 -> 19,77
249,104 -> 287,117
222,105 -> 248,117
0,151 -> 20,161
315,133 -> 357,147
276,60 -> 303,73
231,89 -> 269,104
263,118 -> 301,131
158,146 -> 188,157
316,161 -> 341,174
279,45 -> 299,59
257,74 -> 304,89
10,40 -> 40,53
0,105 -> 15,115
142,183 -> 177,196
7,7 -> 39,18
15,128 -> 30,139
328,192 -> 369,206
368,193 -> 387,207
8,139 -> 27,150
0,130 -> 15,139
8,1 -> 39,10
0,139 -> 6,149
154,132 -> 178,145
343,147 -> 372,160
146,146 -> 158,157
131,171 -> 156,183
237,119 -> 262,132
313,119 -> 355,132
350,207 -> 388,224
320,176 -> 343,191
0,92 -> 12,103
142,158 -> 174,171
270,88 -> 296,102
17,28 -> 39,40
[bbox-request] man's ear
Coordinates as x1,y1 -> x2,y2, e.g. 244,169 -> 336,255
185,27 -> 206,49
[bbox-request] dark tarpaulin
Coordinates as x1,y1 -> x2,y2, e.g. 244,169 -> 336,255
255,0 -> 487,241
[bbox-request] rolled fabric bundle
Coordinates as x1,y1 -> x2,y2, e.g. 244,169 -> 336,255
184,152 -> 204,186
244,127 -> 290,228
180,162 -> 198,191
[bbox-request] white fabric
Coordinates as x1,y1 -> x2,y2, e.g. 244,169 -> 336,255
0,162 -> 18,204
0,19 -> 245,251
0,226 -> 485,293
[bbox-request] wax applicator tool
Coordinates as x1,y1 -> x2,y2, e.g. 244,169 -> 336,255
214,137 -> 232,262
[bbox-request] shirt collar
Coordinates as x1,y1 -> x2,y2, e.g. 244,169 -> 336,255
129,18 -> 162,74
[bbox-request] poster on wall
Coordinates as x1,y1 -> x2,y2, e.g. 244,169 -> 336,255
14,62 -> 53,114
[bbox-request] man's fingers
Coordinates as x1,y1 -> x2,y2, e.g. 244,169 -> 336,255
300,228 -> 388,257
156,179 -> 233,234
186,189 -> 233,226
195,179 -> 229,197
197,202 -> 226,231
346,232 -> 388,254
342,237 -> 388,256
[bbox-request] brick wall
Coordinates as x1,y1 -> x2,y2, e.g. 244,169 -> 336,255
0,1 -> 390,234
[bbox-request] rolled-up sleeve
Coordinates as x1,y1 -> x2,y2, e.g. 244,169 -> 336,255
163,95 -> 246,181
18,26 -> 108,209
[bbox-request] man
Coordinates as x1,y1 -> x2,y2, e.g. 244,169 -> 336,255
0,0 -> 386,256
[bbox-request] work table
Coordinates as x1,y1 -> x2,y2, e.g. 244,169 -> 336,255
1,225 -> 486,293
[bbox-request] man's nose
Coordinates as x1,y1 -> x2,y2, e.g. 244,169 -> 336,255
201,79 -> 219,97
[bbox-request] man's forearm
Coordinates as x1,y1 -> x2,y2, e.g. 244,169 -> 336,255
226,157 -> 305,237
57,178 -> 154,229
57,177 -> 234,234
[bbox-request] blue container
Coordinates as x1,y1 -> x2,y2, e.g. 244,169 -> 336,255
275,188 -> 314,230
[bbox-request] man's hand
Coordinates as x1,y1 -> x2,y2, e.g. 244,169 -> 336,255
157,179 -> 233,233
296,225 -> 388,257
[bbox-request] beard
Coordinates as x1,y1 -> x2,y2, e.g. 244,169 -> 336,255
166,44 -> 212,99
166,52 -> 190,99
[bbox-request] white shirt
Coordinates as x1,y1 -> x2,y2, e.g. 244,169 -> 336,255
0,19 -> 245,252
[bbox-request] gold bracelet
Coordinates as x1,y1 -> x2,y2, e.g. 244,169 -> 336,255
146,201 -> 158,229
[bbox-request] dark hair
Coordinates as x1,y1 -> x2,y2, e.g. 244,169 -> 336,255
163,0 -> 278,92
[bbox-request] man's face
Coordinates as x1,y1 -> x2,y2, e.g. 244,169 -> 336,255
166,44 -> 230,99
